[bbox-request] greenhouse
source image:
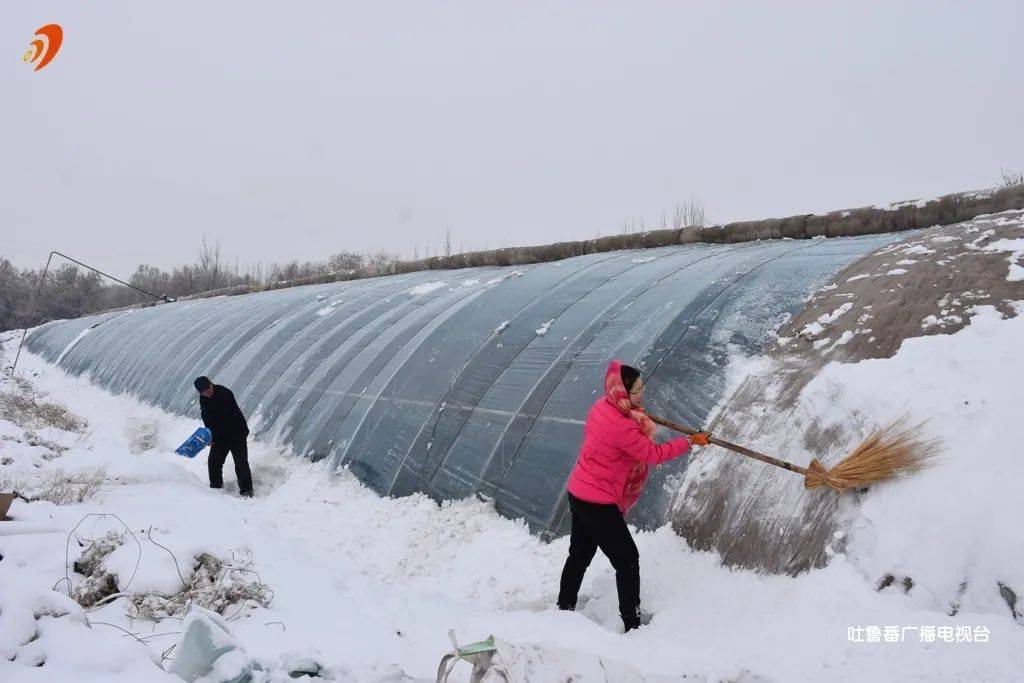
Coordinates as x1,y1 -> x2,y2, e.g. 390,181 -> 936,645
25,234 -> 897,535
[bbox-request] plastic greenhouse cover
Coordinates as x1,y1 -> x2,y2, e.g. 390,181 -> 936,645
26,234 -> 898,535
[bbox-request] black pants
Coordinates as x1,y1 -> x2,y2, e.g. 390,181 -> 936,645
208,437 -> 253,495
557,492 -> 641,631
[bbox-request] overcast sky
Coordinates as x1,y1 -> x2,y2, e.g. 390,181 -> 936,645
2,2 -> 1022,274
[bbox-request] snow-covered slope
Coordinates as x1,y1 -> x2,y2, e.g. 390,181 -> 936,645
2,301 -> 1024,681
673,212 -> 1024,578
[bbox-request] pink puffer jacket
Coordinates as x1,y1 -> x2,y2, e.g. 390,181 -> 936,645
566,360 -> 691,513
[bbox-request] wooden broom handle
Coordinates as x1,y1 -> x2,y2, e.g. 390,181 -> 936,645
649,414 -> 808,476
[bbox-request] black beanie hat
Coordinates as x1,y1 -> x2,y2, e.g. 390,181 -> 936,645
194,376 -> 212,392
620,365 -> 641,393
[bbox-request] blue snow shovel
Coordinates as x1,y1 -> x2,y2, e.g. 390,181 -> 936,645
175,427 -> 212,458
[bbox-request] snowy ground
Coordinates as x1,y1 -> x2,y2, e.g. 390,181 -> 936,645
1,309 -> 1023,682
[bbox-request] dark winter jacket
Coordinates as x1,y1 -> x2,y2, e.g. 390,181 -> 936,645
199,385 -> 249,443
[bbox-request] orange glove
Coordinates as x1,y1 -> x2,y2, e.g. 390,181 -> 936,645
688,432 -> 711,447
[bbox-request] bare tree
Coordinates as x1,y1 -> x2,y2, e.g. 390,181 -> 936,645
328,251 -> 365,272
197,237 -> 227,291
364,251 -> 396,270
251,262 -> 264,285
620,217 -> 646,235
1001,168 -> 1024,187
444,228 -> 453,257
672,199 -> 707,229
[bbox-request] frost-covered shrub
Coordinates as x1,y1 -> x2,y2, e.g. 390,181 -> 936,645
30,466 -> 107,505
71,531 -> 124,607
130,552 -> 273,621
1,466 -> 108,505
0,381 -> 86,432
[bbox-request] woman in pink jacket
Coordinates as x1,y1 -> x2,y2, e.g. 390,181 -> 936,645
557,360 -> 709,632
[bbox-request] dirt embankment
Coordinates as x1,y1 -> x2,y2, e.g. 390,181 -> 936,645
782,211 -> 1024,361
670,210 -> 1024,576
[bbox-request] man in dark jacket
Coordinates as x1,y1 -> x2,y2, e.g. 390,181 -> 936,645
194,376 -> 254,497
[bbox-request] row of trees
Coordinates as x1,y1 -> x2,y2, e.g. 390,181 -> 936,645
0,259 -> 106,332
0,195 -> 722,333
26,172 -> 1024,332
0,241 -> 400,332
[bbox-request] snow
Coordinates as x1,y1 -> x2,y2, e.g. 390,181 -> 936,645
834,330 -> 855,346
982,237 -> 1024,282
886,268 -> 908,275
54,328 -> 92,365
485,270 -> 526,286
900,245 -> 935,256
535,319 -> 554,336
3,305 -> 1024,682
493,320 -> 510,334
795,305 -> 1024,634
798,302 -> 853,340
819,303 -> 854,324
408,281 -> 447,296
922,313 -> 964,330
845,274 -> 870,282
880,198 -> 930,210
967,229 -> 996,250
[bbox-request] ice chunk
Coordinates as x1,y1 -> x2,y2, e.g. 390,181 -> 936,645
206,649 -> 251,683
170,605 -> 247,682
282,652 -> 325,678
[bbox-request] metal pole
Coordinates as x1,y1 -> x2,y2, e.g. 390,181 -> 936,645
48,252 -> 175,303
7,251 -> 174,375
9,252 -> 54,376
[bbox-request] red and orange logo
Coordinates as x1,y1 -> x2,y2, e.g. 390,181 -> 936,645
22,24 -> 63,72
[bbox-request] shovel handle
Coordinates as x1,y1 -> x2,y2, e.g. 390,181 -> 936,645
650,414 -> 808,476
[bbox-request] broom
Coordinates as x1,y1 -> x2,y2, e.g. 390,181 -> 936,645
649,414 -> 938,493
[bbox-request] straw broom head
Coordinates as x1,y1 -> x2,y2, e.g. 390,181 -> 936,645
804,419 -> 940,492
